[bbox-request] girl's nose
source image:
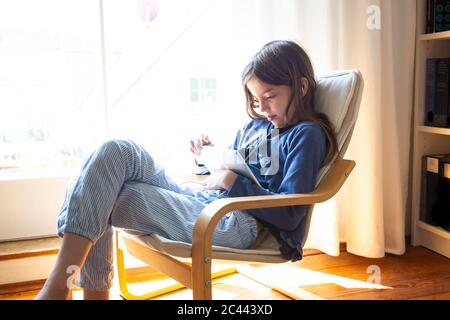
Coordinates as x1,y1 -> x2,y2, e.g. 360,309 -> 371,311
259,101 -> 269,112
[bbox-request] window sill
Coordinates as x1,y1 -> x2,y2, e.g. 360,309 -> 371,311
0,169 -> 79,182
0,237 -> 61,262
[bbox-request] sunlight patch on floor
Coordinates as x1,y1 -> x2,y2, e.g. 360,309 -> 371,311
254,265 -> 391,290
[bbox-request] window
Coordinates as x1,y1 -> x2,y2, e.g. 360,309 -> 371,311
0,0 -> 255,177
0,0 -> 272,240
103,0 -> 247,175
190,78 -> 218,104
0,0 -> 104,173
190,78 -> 218,113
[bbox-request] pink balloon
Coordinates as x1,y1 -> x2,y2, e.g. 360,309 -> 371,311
136,0 -> 159,22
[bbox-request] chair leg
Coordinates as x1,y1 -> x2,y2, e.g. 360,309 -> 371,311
115,231 -> 237,300
192,282 -> 210,300
115,240 -> 185,300
192,258 -> 212,300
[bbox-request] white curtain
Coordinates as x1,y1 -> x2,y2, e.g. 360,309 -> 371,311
231,0 -> 416,257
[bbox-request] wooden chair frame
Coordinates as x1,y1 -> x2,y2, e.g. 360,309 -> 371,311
115,158 -> 355,300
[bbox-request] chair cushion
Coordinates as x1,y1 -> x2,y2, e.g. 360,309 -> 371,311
315,70 -> 361,133
121,228 -> 287,263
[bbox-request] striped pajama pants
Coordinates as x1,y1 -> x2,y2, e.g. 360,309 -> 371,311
56,139 -> 258,291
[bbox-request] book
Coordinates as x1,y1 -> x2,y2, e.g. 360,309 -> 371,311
425,58 -> 437,125
437,161 -> 450,231
434,0 -> 450,32
420,154 -> 450,228
427,0 -> 435,33
434,58 -> 450,127
198,146 -> 262,187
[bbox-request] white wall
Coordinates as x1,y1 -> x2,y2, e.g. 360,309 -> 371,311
0,173 -> 74,241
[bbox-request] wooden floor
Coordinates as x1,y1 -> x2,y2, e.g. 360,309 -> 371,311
1,245 -> 449,300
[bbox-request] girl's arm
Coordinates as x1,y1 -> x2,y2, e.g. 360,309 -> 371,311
226,124 -> 327,231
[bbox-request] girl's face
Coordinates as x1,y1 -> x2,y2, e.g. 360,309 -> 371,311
246,76 -> 295,128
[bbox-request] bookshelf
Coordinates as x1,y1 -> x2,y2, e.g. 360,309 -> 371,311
419,30 -> 450,41
418,125 -> 450,135
410,0 -> 450,258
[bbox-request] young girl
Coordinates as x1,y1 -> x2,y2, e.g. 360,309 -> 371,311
36,40 -> 337,300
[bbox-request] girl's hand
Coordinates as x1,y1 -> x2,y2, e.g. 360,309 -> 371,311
189,134 -> 212,159
201,169 -> 238,191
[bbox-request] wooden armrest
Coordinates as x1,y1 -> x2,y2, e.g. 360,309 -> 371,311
191,159 -> 355,256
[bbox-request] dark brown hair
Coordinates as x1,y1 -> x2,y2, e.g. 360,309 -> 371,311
242,40 -> 338,167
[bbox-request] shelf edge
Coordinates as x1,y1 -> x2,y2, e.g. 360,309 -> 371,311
417,220 -> 450,240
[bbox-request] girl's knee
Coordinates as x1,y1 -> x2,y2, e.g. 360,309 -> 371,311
96,139 -> 141,162
99,139 -> 131,154
99,139 -> 151,160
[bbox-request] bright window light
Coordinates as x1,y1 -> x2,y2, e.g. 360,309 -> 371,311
0,0 -> 105,173
0,0 -> 254,176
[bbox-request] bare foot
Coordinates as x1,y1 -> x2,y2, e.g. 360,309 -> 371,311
34,271 -> 72,300
35,232 -> 93,300
83,289 -> 110,300
34,284 -> 71,300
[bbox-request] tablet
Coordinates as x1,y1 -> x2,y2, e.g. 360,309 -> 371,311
199,146 -> 262,188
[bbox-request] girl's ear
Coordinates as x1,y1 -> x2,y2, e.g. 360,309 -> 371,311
300,77 -> 309,97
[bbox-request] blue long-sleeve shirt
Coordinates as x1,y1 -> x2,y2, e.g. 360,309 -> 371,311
193,119 -> 327,261
226,119 -> 327,261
